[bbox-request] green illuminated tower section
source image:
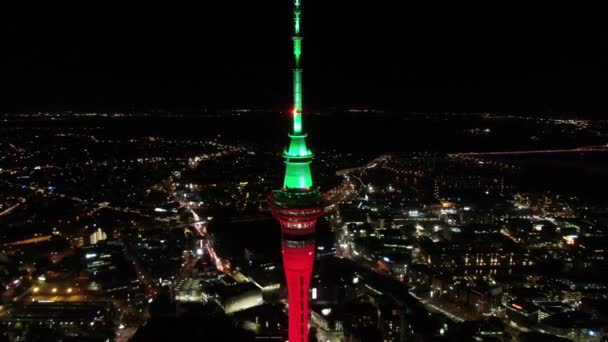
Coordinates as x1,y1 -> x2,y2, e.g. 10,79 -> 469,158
283,0 -> 313,190
292,0 -> 303,134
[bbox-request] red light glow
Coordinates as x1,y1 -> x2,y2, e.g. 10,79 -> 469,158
282,243 -> 315,342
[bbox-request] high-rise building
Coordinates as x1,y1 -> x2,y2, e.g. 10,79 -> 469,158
268,1 -> 324,341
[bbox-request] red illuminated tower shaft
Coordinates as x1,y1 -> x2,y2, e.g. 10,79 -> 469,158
269,1 -> 324,341
273,206 -> 323,342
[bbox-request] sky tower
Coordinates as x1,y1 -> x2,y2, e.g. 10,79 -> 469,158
269,1 -> 324,341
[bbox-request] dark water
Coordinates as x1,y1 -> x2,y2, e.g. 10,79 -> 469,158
4,113 -> 602,153
504,154 -> 608,204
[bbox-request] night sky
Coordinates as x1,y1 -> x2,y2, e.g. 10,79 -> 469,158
0,2 -> 606,115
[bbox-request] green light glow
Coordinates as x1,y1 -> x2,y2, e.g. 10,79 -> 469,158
283,135 -> 313,191
282,0 -> 314,190
283,161 -> 313,189
285,134 -> 310,158
293,39 -> 301,65
294,10 -> 301,35
293,68 -> 302,134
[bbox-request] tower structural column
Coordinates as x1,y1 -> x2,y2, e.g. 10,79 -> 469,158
269,1 -> 325,341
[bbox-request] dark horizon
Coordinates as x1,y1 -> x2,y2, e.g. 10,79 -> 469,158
0,2 -> 606,116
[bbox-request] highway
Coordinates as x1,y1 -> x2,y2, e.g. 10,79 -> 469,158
0,199 -> 25,217
0,179 -> 171,223
452,144 -> 608,156
324,155 -> 389,212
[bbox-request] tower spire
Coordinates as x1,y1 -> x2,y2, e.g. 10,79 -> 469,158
292,0 -> 303,134
283,0 -> 313,190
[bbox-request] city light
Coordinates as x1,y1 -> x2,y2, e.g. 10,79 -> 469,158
0,0 -> 603,341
